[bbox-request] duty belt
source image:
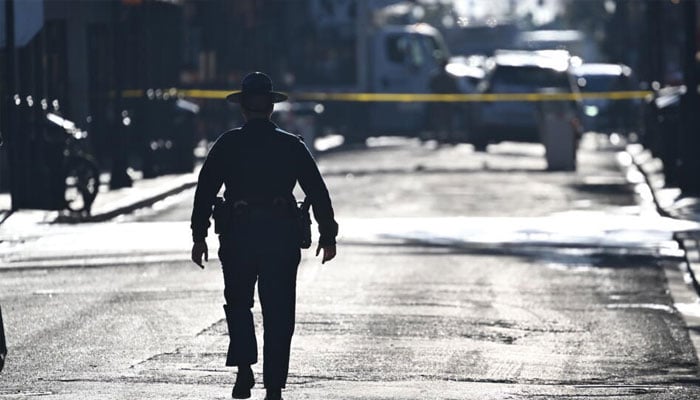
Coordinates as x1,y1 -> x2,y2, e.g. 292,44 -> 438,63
231,196 -> 294,210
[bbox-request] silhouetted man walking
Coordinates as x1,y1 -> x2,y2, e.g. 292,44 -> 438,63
429,60 -> 460,143
191,72 -> 338,400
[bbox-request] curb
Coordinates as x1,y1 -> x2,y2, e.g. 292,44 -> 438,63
673,230 -> 700,296
0,211 -> 12,226
625,143 -> 700,296
625,144 -> 671,217
55,180 -> 197,224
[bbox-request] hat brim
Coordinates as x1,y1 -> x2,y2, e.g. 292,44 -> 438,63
226,91 -> 288,104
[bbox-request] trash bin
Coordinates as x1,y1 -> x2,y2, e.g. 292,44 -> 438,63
537,91 -> 578,171
171,98 -> 199,173
139,96 -> 199,178
10,99 -> 71,210
644,86 -> 683,186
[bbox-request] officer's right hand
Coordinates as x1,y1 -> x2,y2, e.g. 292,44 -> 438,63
191,241 -> 208,269
316,243 -> 337,264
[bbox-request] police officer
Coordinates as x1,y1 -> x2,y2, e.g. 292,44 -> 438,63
429,59 -> 460,143
190,72 -> 338,400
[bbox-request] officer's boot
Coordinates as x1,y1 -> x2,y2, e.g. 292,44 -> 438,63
232,365 -> 254,399
224,304 -> 255,399
264,388 -> 282,400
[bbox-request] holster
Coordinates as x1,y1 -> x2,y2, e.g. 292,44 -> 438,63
212,197 -> 233,235
297,199 -> 312,249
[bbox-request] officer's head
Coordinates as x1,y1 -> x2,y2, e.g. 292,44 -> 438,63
226,72 -> 287,119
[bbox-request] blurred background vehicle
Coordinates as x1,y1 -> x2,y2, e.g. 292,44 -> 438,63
573,63 -> 643,136
446,56 -> 487,91
516,30 -> 602,63
272,101 -> 325,155
472,50 -> 581,151
313,22 -> 454,143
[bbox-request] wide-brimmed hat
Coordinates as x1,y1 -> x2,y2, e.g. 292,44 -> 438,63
226,72 -> 288,104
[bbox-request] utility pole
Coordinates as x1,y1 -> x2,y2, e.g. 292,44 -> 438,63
109,0 -> 132,189
680,0 -> 700,195
355,0 -> 369,92
354,0 -> 370,139
647,1 -> 665,87
2,0 -> 21,210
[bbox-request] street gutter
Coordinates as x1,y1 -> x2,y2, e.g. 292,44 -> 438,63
624,143 -> 700,297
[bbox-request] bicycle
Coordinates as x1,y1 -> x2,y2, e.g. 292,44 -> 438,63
46,112 -> 100,214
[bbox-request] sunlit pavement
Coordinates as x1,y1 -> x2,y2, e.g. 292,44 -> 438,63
3,134 -> 700,399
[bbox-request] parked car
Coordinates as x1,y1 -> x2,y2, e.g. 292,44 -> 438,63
446,56 -> 486,91
473,50 -> 581,151
572,63 -> 642,135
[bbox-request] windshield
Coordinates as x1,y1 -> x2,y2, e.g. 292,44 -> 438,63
490,65 -> 571,90
577,74 -> 628,92
420,34 -> 448,63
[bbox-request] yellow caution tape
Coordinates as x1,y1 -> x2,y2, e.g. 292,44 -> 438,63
122,89 -> 653,102
179,89 -> 229,99
122,89 -> 145,98
291,90 -> 653,102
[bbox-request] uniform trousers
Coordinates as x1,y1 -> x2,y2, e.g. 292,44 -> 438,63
219,207 -> 301,389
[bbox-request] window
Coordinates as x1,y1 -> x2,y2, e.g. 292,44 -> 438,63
386,35 -> 409,64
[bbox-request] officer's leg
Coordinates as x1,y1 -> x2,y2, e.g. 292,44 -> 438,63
257,239 -> 301,390
220,235 -> 259,367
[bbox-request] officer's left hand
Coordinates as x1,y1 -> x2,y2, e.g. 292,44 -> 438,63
316,244 -> 336,264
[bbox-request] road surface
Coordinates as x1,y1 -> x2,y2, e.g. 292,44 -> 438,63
1,135 -> 700,399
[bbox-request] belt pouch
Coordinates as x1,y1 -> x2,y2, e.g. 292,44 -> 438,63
213,197 -> 232,234
297,199 -> 312,249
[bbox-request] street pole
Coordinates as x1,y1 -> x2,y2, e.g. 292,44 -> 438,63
355,0 -> 370,137
0,305 -> 6,373
2,0 -> 21,210
648,1 -> 665,86
680,0 -> 700,195
109,0 -> 132,189
356,0 -> 368,92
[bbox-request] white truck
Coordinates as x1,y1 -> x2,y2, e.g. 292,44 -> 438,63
295,21 -> 455,142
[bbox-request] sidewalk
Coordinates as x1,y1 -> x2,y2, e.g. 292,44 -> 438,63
0,167 -> 199,227
0,135 -> 348,228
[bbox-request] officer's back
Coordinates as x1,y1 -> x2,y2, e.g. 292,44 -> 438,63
213,120 -> 307,201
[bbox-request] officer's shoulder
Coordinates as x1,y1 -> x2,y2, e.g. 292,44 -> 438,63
222,127 -> 244,137
206,128 -> 241,153
214,128 -> 243,143
275,127 -> 305,143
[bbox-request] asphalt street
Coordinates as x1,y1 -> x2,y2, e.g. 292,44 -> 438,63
2,135 -> 700,399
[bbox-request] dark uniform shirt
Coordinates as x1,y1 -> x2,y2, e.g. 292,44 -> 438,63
430,68 -> 459,94
191,119 -> 338,246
